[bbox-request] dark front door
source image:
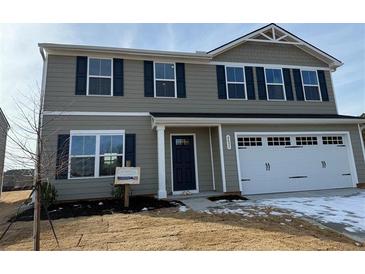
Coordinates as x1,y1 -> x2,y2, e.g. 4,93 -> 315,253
172,135 -> 196,192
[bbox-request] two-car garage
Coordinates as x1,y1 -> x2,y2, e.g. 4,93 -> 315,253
235,132 -> 357,195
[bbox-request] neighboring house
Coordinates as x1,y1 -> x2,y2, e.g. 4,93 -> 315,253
38,23 -> 365,201
0,108 -> 10,197
2,169 -> 34,191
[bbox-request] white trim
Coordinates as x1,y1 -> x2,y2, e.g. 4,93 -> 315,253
153,61 -> 177,99
68,130 -> 125,180
209,127 -> 216,191
156,125 -> 167,198
264,68 -> 286,101
300,69 -> 322,102
218,125 -> 227,192
234,133 -> 242,192
225,65 -> 248,100
210,61 -> 331,72
358,124 -> 365,164
86,57 -> 113,97
152,117 -> 364,127
170,133 -> 199,195
43,111 -> 151,117
208,24 -> 343,69
233,131 -> 359,189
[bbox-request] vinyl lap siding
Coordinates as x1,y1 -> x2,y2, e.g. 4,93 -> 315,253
164,127 -> 213,194
42,115 -> 157,201
212,41 -> 329,67
43,54 -> 337,114
221,124 -> 365,193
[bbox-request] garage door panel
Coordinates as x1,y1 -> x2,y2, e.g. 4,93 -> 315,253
237,133 -> 354,195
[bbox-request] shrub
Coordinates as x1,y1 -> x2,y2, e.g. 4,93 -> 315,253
41,181 -> 58,208
111,184 -> 124,199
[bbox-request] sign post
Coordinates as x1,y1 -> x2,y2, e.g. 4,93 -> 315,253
114,167 -> 140,207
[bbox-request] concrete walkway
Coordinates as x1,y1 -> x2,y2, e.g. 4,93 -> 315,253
180,197 -> 217,211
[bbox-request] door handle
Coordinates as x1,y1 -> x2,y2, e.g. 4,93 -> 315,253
321,161 -> 327,168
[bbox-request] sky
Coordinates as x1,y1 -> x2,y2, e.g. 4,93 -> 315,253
0,23 -> 364,170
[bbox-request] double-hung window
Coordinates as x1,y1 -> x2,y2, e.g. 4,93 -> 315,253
301,70 -> 321,101
265,68 -> 286,100
154,63 -> 176,98
88,58 -> 113,96
226,66 -> 246,99
69,131 -> 125,178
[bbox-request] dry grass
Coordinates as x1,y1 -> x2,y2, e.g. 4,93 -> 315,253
0,191 -> 363,251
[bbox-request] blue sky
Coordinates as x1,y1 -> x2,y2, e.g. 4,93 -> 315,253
0,23 -> 364,170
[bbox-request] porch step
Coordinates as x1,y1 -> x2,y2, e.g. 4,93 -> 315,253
168,191 -> 223,200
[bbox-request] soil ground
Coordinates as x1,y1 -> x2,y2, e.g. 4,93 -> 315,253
0,191 -> 363,251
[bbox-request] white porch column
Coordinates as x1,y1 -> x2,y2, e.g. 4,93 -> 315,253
156,125 -> 167,198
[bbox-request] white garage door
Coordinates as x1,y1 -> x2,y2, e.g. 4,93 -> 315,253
236,133 -> 355,195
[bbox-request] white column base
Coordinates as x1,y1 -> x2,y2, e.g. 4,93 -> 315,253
158,190 -> 167,199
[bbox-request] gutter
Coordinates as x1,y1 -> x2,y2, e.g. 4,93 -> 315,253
152,117 -> 365,128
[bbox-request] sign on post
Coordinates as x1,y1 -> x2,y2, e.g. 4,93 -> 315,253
114,167 -> 140,208
114,167 -> 140,185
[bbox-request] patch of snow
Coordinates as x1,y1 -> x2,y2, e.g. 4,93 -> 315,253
285,219 -> 292,222
179,206 -> 189,212
98,202 -> 103,206
344,227 -> 356,233
280,223 -> 285,225
215,199 -> 229,204
141,207 -> 148,211
270,211 -> 284,216
249,192 -> 365,233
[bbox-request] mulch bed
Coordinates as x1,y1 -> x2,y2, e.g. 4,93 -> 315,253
208,194 -> 248,202
11,196 -> 183,222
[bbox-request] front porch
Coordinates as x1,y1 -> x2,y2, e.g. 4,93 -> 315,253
155,125 -> 226,198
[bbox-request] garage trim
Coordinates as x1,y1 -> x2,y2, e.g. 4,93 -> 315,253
234,131 -> 359,194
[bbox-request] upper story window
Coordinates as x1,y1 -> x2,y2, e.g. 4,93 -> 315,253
226,66 -> 247,99
154,63 -> 176,98
265,68 -> 286,101
301,70 -> 321,101
69,130 -> 125,179
88,58 -> 113,96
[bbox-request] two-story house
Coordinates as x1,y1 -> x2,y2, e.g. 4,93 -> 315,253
39,23 -> 365,201
0,108 -> 10,197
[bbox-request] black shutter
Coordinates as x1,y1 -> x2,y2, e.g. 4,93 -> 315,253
176,63 -> 186,98
125,134 -> 136,167
293,69 -> 304,101
282,68 -> 294,101
75,56 -> 87,95
144,61 -> 154,97
216,65 -> 227,99
113,58 -> 124,96
317,70 -> 329,101
256,67 -> 267,100
56,134 -> 70,180
245,67 -> 255,100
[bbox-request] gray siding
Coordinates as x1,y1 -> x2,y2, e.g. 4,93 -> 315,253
213,41 -> 329,67
42,115 -> 158,201
221,124 -> 365,193
0,115 -> 8,192
43,54 -> 337,115
164,127 -> 214,194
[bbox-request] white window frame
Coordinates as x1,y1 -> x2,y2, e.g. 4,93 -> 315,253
153,61 -> 177,99
225,65 -> 248,100
68,130 -> 125,179
86,57 -> 113,97
264,68 -> 287,101
300,69 -> 322,102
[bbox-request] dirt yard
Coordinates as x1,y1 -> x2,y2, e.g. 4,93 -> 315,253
0,191 -> 363,251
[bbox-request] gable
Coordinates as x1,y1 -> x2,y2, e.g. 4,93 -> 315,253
212,41 -> 329,67
209,24 -> 342,70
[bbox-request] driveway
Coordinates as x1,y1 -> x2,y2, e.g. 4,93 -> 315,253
205,189 -> 365,243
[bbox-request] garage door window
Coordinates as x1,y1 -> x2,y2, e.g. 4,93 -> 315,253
296,136 -> 318,146
238,137 -> 262,148
322,136 -> 343,145
267,136 -> 291,146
